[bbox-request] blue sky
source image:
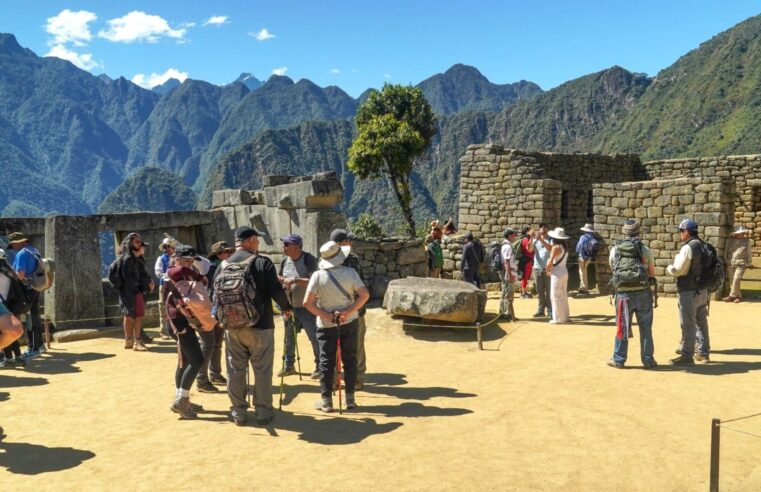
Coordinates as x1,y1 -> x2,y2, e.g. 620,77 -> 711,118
1,1 -> 760,96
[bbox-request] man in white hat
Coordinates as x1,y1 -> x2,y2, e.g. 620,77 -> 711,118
304,241 -> 369,412
723,226 -> 753,303
575,224 -> 600,295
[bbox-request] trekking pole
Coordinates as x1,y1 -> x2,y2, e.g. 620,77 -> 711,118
279,317 -> 288,410
246,363 -> 252,407
291,316 -> 303,381
334,312 -> 343,415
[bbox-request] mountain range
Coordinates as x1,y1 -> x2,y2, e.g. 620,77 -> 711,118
2,13 -> 761,229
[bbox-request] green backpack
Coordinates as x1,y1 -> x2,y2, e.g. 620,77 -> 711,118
610,239 -> 649,291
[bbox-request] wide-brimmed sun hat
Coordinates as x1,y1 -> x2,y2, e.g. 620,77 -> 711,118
732,226 -> 750,235
208,241 -> 235,258
7,232 -> 29,245
318,241 -> 350,270
580,223 -> 595,233
548,227 -> 570,240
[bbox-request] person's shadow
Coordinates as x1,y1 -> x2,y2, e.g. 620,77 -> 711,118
0,440 -> 95,475
20,351 -> 115,375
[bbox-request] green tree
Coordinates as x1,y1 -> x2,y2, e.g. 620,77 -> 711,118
348,84 -> 437,237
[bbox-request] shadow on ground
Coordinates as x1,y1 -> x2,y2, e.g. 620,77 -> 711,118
0,374 -> 48,388
0,441 -> 95,475
402,317 -> 506,345
20,352 -> 115,375
656,360 -> 761,376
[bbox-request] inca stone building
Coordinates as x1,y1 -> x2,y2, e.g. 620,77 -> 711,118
455,144 -> 761,294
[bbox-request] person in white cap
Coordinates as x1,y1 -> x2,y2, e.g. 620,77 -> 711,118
723,226 -> 753,303
575,224 -> 600,295
154,237 -> 176,340
546,227 -> 571,323
304,241 -> 369,412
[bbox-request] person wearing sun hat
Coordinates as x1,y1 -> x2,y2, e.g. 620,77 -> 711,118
303,241 -> 369,412
8,232 -> 45,358
576,223 -> 599,295
154,237 -> 177,340
723,226 -> 753,303
545,227 -> 571,324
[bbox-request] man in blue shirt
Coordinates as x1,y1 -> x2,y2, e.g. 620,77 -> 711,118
8,232 -> 44,358
575,224 -> 598,295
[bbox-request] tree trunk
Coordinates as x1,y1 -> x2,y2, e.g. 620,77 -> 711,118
386,167 -> 416,238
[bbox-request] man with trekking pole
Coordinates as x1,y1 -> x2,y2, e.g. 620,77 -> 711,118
304,241 -> 369,413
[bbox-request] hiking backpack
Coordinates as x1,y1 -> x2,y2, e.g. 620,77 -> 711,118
213,255 -> 260,330
108,256 -> 124,289
170,279 -> 216,331
512,239 -> 523,263
696,241 -> 725,293
487,242 -> 503,273
29,251 -> 54,292
609,239 -> 649,291
583,235 -> 602,259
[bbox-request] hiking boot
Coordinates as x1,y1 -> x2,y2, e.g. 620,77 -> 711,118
642,360 -> 658,370
277,365 -> 297,377
132,340 -> 148,352
210,374 -> 227,385
310,370 -> 321,380
345,393 -> 357,410
231,411 -> 247,426
314,397 -> 334,413
606,358 -> 625,369
695,353 -> 710,363
670,355 -> 695,366
124,338 -> 134,349
170,397 -> 197,419
189,401 -> 204,412
196,381 -> 217,393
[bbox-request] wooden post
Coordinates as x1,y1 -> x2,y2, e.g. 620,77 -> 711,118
710,418 -> 720,492
43,317 -> 51,350
476,322 -> 483,350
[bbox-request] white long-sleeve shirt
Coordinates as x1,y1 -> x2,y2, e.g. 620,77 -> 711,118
667,243 -> 694,277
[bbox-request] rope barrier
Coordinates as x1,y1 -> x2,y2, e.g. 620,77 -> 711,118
720,412 -> 761,424
40,314 -> 124,324
718,424 -> 761,441
398,312 -> 502,330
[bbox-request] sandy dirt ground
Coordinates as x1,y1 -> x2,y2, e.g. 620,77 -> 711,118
1,293 -> 761,491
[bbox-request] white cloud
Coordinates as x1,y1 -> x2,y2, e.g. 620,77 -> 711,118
271,67 -> 287,76
250,28 -> 275,41
45,44 -> 99,71
99,11 -> 188,43
384,73 -> 391,79
204,15 -> 229,26
330,68 -> 341,74
131,68 -> 189,88
46,9 -> 97,47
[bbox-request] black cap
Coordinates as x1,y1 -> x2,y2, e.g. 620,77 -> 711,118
330,228 -> 355,243
503,228 -> 516,238
176,246 -> 195,257
235,226 -> 262,241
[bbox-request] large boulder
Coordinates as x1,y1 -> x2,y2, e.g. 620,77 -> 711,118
383,277 -> 486,323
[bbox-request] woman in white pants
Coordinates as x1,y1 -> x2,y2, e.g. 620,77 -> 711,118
546,228 -> 570,324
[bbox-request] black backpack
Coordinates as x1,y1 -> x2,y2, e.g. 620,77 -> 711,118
610,239 -> 649,291
487,242 -> 503,273
697,241 -> 725,292
0,269 -> 31,316
108,256 -> 124,289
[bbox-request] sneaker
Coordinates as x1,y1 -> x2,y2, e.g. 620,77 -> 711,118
0,359 -> 16,369
606,358 -> 625,369
256,414 -> 275,426
231,411 -> 247,426
170,397 -> 197,419
695,353 -> 710,363
670,355 -> 695,366
21,349 -> 41,360
345,393 -> 357,410
354,380 -> 364,391
642,360 -> 658,369
196,381 -> 218,393
314,397 -> 334,413
132,340 -> 148,352
577,289 -> 589,295
210,374 -> 227,385
532,311 -> 544,318
13,356 -> 25,367
277,365 -> 297,377
310,370 -> 321,380
38,345 -> 47,354
124,338 -> 134,349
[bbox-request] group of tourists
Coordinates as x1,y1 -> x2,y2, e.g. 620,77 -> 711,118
106,226 -> 369,425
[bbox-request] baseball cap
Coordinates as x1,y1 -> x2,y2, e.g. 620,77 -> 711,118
280,233 -> 303,246
330,228 -> 355,243
235,226 -> 262,241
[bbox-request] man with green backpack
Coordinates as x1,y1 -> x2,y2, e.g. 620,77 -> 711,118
606,219 -> 657,370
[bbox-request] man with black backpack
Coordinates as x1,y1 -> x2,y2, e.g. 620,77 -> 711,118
213,226 -> 293,426
606,219 -> 657,369
668,219 -> 714,365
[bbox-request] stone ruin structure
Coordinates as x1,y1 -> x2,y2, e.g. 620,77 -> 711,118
0,172 -> 427,332
453,144 -> 761,295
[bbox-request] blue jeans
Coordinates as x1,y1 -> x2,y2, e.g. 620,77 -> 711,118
285,307 -> 319,369
613,289 -> 655,364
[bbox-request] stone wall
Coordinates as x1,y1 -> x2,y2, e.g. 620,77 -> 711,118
593,177 -> 735,295
352,238 -> 428,299
644,155 -> 761,256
